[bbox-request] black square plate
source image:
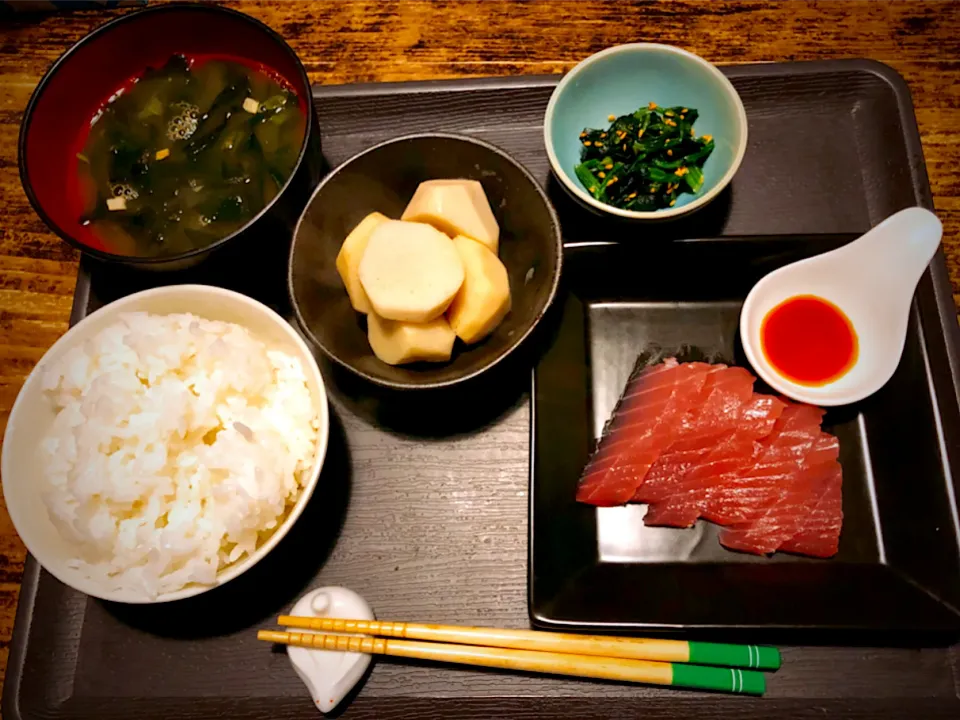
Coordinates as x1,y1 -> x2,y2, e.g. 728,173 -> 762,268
531,238 -> 960,632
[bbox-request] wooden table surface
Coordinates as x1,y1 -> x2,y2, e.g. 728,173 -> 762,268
0,0 -> 958,706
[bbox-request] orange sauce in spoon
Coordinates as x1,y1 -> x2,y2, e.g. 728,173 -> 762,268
761,295 -> 858,386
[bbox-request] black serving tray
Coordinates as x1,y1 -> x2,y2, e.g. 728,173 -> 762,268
6,63 -> 960,720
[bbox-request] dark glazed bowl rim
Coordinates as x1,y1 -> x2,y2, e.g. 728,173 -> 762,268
288,132 -> 564,391
18,2 -> 315,266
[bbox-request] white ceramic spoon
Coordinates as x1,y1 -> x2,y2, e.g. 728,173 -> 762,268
285,586 -> 375,714
740,207 -> 942,406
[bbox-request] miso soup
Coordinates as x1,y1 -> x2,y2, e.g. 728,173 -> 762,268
75,54 -> 306,258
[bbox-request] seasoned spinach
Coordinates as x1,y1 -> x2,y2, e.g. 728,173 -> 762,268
574,103 -> 714,211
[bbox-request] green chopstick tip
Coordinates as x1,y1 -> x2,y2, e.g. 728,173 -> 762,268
758,645 -> 782,671
688,641 -> 781,671
671,664 -> 766,696
740,668 -> 766,696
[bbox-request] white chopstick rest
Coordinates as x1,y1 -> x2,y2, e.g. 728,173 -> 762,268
284,586 -> 375,713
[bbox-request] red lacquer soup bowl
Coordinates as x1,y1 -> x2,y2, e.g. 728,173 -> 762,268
19,3 -> 322,271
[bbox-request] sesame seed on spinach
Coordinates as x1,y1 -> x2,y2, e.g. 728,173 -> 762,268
574,103 -> 714,211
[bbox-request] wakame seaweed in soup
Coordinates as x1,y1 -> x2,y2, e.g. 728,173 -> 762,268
76,55 -> 306,257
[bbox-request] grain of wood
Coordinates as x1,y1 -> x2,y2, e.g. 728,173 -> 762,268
0,0 -> 958,710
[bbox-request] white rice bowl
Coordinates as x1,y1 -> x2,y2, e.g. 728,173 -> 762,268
2,286 -> 329,604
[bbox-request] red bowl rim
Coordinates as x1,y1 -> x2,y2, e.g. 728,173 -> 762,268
18,2 -> 316,265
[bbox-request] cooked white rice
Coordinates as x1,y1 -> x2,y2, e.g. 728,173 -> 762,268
38,311 -> 319,600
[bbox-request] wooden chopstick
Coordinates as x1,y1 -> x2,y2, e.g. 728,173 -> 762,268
276,616 -> 780,671
258,630 -> 765,695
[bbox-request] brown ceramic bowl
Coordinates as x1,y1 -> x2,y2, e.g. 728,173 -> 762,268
288,134 -> 563,390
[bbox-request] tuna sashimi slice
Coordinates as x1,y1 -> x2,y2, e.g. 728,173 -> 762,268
637,434 -> 756,523
738,394 -> 791,438
574,357 -> 845,558
641,496 -> 709,528
639,393 -> 787,527
640,433 -> 759,527
780,464 -> 843,558
698,403 -> 825,526
717,432 -> 840,555
634,387 -> 783,505
644,395 -> 819,527
575,359 -> 711,506
631,366 -> 754,502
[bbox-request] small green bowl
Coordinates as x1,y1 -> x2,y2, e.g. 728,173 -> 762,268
544,43 -> 748,221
